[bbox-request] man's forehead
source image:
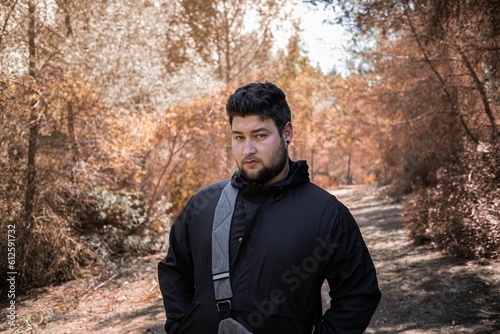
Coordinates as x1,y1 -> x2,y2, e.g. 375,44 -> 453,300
231,115 -> 276,131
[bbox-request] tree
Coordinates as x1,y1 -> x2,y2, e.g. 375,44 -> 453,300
174,0 -> 289,85
306,0 -> 500,259
306,0 -> 498,184
0,0 -> 104,291
308,0 -> 498,141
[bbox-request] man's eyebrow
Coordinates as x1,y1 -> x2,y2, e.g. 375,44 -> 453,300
232,128 -> 272,134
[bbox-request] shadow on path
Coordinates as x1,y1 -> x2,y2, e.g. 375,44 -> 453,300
92,304 -> 165,333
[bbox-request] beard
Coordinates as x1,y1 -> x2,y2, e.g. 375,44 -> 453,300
238,139 -> 288,184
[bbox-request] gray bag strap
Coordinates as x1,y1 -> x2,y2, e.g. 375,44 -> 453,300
212,181 -> 253,334
212,181 -> 239,302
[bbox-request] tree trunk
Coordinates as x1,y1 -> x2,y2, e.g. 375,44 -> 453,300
28,0 -> 36,77
25,0 -> 37,225
458,49 -> 497,140
67,100 -> 80,164
310,148 -> 315,182
346,153 -> 352,185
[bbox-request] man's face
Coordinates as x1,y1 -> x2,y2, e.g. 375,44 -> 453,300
231,115 -> 292,184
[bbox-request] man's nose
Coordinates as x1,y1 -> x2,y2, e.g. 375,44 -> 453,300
243,139 -> 257,155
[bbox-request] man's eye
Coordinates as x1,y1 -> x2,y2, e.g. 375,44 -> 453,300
234,136 -> 244,141
256,134 -> 267,139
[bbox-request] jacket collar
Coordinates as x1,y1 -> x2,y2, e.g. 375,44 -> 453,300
230,160 -> 310,196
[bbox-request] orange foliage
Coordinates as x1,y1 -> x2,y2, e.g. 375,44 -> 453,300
144,87 -> 234,216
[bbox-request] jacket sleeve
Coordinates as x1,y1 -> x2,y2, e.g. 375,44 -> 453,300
316,205 -> 381,333
158,197 -> 196,334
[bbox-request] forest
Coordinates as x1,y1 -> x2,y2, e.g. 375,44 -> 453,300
0,0 -> 498,296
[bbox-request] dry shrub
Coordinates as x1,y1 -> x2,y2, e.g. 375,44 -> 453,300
403,141 -> 499,260
0,178 -> 97,294
71,179 -> 170,256
17,205 -> 97,292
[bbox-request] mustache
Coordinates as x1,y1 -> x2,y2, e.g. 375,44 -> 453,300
241,156 -> 261,164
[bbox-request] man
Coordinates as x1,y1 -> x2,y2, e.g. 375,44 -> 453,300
158,81 -> 381,333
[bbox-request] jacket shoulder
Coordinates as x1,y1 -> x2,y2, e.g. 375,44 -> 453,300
300,181 -> 342,205
187,178 -> 231,206
195,178 -> 230,196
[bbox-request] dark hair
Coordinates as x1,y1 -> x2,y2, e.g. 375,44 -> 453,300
226,81 -> 291,133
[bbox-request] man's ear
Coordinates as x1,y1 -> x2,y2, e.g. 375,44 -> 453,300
283,122 -> 293,144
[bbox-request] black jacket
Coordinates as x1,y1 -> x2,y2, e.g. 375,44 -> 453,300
158,160 -> 381,333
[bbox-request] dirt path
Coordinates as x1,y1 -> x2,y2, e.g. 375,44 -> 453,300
330,186 -> 500,334
2,185 -> 499,333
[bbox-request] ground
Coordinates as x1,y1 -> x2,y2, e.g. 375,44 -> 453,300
2,185 -> 499,334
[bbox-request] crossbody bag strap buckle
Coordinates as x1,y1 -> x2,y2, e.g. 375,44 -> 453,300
216,299 -> 232,312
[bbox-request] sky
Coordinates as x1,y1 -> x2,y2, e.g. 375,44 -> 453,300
296,2 -> 352,74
